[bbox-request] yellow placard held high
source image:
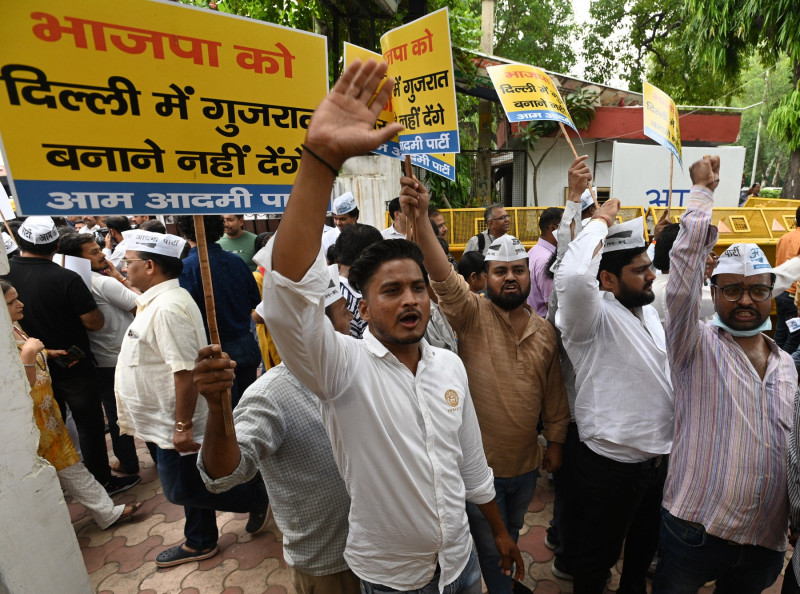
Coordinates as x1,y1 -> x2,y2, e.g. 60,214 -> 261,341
380,8 -> 459,155
0,0 -> 328,215
487,64 -> 577,131
643,82 -> 682,168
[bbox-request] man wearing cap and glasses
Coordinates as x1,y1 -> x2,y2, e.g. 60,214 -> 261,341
115,230 -> 269,568
464,203 -> 511,256
652,156 -> 796,591
554,186 -> 672,592
403,176 -> 568,594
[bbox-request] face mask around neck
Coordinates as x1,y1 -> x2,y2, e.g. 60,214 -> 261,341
710,313 -> 771,338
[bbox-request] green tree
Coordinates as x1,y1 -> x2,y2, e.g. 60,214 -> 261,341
685,0 -> 800,198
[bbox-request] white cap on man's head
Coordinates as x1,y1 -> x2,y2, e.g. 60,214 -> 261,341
3,231 -> 17,254
714,243 -> 773,278
602,217 -> 646,253
332,192 -> 357,216
122,230 -> 186,258
580,189 -> 594,212
18,216 -> 59,244
485,234 -> 527,262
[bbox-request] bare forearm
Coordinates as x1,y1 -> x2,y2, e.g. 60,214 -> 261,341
477,499 -> 509,537
174,370 -> 199,423
200,400 -> 242,479
415,209 -> 451,281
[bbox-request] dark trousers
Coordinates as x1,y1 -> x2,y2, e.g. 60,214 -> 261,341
96,366 -> 139,473
775,291 -> 800,352
52,368 -> 110,484
155,446 -> 268,551
574,443 -> 667,594
549,422 -> 581,572
783,555 -> 800,594
223,333 -> 261,408
653,508 -> 784,593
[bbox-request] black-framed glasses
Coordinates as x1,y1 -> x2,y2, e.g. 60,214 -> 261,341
490,214 -> 510,221
120,258 -> 145,266
712,283 -> 774,302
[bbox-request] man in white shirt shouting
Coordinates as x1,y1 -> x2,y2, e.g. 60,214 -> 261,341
254,58 -> 523,593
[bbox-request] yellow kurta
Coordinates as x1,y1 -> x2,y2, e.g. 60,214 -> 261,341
13,324 -> 79,471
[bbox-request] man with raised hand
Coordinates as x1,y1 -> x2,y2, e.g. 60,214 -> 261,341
555,191 -> 672,594
401,176 -> 568,594
653,157 -> 796,592
258,58 -> 522,594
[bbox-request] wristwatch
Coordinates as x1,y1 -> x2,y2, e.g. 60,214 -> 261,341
175,420 -> 193,432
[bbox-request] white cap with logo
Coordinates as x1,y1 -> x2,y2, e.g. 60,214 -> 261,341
603,217 -> 646,253
122,230 -> 186,258
485,234 -> 527,262
3,231 -> 17,254
18,216 -> 59,244
580,189 -> 594,212
714,243 -> 773,278
332,192 -> 357,216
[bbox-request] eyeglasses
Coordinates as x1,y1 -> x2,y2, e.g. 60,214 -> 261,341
120,258 -> 145,266
489,214 -> 510,221
712,283 -> 774,302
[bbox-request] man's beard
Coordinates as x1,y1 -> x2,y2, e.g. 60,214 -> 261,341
616,278 -> 655,308
487,279 -> 531,311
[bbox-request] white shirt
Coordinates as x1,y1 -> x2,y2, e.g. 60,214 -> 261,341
651,272 -> 715,325
554,219 -> 674,462
321,227 -> 340,258
381,225 -> 407,240
88,272 -> 137,367
115,279 -> 208,449
257,242 -> 495,592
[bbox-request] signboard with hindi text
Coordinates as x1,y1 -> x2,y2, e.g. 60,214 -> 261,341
410,152 -> 456,182
380,8 -> 459,155
487,64 -> 577,131
0,0 -> 328,215
643,82 -> 682,168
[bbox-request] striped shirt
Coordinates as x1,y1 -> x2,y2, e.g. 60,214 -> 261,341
788,389 -> 800,579
664,186 -> 797,551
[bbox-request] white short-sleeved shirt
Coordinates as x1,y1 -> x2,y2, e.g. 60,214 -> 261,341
89,271 -> 137,367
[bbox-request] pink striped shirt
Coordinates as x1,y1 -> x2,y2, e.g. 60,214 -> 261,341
663,186 -> 796,551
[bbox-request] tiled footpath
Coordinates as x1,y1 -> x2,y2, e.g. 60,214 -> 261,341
70,438 -> 789,593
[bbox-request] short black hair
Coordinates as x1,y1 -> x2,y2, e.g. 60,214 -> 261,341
254,231 -> 271,253
652,223 -> 680,273
138,251 -> 183,279
539,207 -> 563,234
349,239 -> 426,295
795,205 -> 800,227
139,219 -> 166,233
106,216 -> 132,233
17,236 -> 59,256
598,245 -> 649,279
388,197 -> 401,221
326,244 -> 338,265
428,206 -> 442,217
175,215 -> 224,243
58,232 -> 96,257
484,203 -> 504,224
335,223 -> 383,267
458,251 -> 485,282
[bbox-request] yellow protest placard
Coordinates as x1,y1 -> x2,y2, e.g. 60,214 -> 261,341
643,82 -> 682,167
487,64 -> 577,131
0,0 -> 328,215
380,8 -> 459,155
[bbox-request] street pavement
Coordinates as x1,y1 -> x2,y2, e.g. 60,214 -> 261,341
69,437 -> 790,593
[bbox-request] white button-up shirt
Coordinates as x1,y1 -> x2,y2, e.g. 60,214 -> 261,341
381,225 -> 407,240
257,242 -> 495,592
554,219 -> 674,462
115,279 -> 208,449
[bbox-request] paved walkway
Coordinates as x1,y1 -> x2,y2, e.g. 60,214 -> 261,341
70,438 -> 790,593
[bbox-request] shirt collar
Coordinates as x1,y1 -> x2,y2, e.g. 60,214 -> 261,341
135,278 -> 180,309
362,326 -> 433,367
534,240 -> 556,255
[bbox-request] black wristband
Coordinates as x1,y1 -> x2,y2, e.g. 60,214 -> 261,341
301,144 -> 339,176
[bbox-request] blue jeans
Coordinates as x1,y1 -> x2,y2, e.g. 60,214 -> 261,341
653,508 -> 785,593
155,446 -> 268,550
360,547 -> 481,594
466,470 -> 537,594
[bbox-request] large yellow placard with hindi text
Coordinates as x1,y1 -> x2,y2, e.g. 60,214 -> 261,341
0,0 -> 328,215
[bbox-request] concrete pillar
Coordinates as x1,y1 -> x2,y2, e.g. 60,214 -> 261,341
0,244 -> 92,594
338,154 -> 402,231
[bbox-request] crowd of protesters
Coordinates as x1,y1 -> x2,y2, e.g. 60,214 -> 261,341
5,59 -> 800,594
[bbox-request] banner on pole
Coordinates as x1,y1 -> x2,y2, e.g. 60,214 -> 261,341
487,64 -> 577,131
380,8 -> 459,155
642,81 -> 682,168
0,0 -> 328,215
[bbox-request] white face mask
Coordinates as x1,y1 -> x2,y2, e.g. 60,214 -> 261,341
710,313 -> 772,337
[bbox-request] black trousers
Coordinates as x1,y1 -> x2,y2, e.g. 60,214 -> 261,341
52,368 -> 110,484
96,366 -> 139,472
550,421 -> 581,572
573,443 -> 667,594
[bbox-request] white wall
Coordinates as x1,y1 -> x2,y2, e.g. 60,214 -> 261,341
0,245 -> 92,594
